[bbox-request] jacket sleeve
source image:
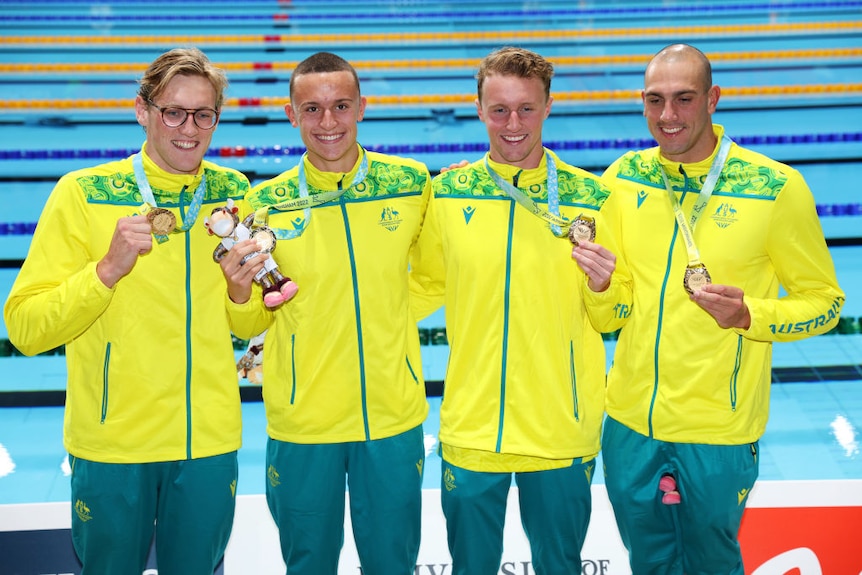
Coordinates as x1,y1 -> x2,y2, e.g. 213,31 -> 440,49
581,163 -> 634,334
225,293 -> 273,340
3,174 -> 115,356
408,176 -> 445,321
737,169 -> 844,341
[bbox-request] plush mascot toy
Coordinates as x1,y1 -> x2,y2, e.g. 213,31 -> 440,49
205,199 -> 298,307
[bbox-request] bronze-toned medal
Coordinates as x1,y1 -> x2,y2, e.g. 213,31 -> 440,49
146,208 -> 177,236
568,214 -> 596,246
683,263 -> 711,294
251,226 -> 278,254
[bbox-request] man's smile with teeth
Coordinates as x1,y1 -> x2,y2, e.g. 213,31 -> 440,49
317,134 -> 341,141
502,134 -> 527,142
174,141 -> 197,149
662,127 -> 683,135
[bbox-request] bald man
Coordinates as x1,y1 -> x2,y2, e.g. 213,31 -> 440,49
572,43 -> 844,574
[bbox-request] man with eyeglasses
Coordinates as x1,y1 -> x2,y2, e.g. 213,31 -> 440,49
5,47 -> 249,574
146,99 -> 219,130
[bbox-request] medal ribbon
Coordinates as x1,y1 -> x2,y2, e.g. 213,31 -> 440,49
660,134 -> 732,266
259,150 -> 369,240
484,151 -> 569,237
132,152 -> 207,242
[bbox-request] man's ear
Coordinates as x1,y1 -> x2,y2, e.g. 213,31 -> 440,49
285,102 -> 298,127
707,85 -> 721,114
134,95 -> 149,128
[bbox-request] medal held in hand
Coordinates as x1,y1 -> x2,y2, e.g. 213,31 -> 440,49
567,214 -> 596,246
250,226 -> 277,254
683,263 -> 711,295
146,208 -> 177,236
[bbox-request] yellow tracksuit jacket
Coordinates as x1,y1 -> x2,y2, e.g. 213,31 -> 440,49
409,150 -> 611,470
228,147 -> 431,444
586,125 -> 844,445
4,148 -> 248,463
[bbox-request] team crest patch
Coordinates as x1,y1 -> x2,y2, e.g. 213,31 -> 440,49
711,202 -> 739,228
443,467 -> 456,491
378,206 -> 402,231
74,499 -> 92,522
267,464 -> 281,488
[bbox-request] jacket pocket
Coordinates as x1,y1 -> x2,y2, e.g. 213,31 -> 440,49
289,334 -> 297,405
100,342 -> 111,423
406,355 -> 419,385
729,335 -> 743,411
570,341 -> 580,421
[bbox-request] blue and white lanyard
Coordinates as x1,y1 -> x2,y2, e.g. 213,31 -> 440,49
264,151 -> 369,240
132,152 -> 206,238
484,151 -> 569,237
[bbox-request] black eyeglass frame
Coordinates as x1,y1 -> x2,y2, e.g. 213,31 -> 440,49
146,99 -> 220,130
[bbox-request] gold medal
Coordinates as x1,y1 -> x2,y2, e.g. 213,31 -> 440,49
568,214 -> 596,246
251,226 -> 277,254
146,208 -> 177,236
683,263 -> 711,294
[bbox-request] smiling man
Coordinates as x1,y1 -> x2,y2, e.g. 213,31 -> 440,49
5,47 -> 249,574
221,51 -> 432,575
572,43 -> 845,574
409,46 -> 612,575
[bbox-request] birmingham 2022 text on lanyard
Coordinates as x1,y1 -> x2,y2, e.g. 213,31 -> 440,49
254,152 -> 370,239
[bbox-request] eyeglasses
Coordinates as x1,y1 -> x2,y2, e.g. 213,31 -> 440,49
147,99 -> 219,130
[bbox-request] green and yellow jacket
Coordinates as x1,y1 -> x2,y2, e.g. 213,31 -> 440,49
409,150 -> 610,471
587,125 -> 844,445
228,146 -> 431,444
4,146 -> 249,463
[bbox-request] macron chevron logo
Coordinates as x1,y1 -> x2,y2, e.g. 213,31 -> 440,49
637,190 -> 648,209
462,206 -> 475,225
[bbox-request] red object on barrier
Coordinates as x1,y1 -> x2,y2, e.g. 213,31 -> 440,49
739,506 -> 862,574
